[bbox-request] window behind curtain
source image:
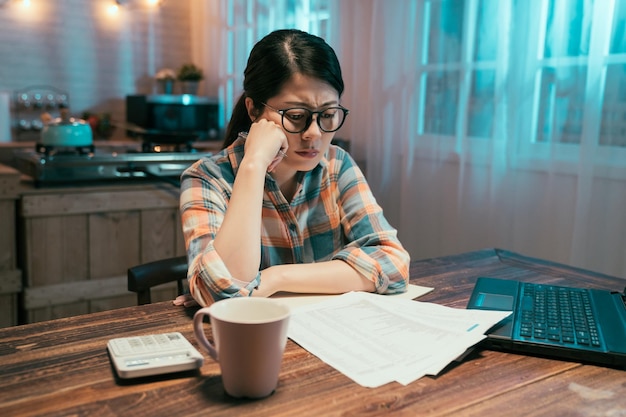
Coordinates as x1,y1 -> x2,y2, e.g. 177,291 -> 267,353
418,0 -> 500,140
221,0 -> 332,128
416,0 -> 626,153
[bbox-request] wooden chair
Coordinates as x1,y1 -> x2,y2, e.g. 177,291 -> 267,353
127,255 -> 188,305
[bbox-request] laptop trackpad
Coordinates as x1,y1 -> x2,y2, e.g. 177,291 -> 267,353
476,293 -> 515,310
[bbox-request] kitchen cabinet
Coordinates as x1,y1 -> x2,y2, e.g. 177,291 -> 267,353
0,165 -> 21,328
17,180 -> 186,324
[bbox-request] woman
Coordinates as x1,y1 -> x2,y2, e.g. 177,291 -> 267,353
178,29 -> 409,307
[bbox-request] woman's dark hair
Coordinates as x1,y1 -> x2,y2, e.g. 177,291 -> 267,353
222,29 -> 344,148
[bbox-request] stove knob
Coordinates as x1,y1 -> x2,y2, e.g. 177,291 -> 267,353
18,119 -> 31,130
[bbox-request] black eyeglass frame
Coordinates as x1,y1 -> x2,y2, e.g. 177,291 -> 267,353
262,102 -> 350,134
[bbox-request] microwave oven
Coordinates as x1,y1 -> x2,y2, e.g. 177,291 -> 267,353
126,94 -> 220,141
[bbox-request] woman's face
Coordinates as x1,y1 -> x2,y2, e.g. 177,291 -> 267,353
261,73 -> 341,173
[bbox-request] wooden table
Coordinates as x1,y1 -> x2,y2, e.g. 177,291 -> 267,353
1,248 -> 625,416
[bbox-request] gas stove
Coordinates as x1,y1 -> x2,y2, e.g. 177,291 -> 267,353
14,143 -> 211,187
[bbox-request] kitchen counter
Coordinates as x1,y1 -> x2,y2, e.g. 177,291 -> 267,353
5,170 -> 189,325
0,139 -> 223,167
0,147 -> 207,326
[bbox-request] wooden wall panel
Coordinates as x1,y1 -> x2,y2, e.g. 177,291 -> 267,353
19,184 -> 185,323
24,215 -> 89,286
141,208 -> 178,263
90,293 -> 137,314
27,302 -> 89,324
151,286 -> 180,303
0,294 -> 18,328
175,212 -> 186,256
21,187 -> 180,217
0,165 -> 21,328
0,201 -> 16,270
89,211 -> 141,280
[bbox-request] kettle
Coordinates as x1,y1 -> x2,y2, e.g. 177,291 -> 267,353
41,108 -> 93,147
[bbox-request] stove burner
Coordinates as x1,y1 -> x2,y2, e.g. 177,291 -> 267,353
141,141 -> 193,153
36,143 -> 95,158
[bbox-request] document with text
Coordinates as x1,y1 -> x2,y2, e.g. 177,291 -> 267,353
287,291 -> 511,388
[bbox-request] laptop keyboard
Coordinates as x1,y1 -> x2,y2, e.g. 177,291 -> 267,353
518,283 -> 602,349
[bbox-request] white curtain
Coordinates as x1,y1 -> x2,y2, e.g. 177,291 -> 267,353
194,0 -> 626,279
191,0 -> 336,127
340,0 -> 626,279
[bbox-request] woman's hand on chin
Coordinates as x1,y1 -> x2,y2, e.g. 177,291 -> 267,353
244,119 -> 289,172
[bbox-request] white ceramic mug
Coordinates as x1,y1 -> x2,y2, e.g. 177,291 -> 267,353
193,297 -> 290,398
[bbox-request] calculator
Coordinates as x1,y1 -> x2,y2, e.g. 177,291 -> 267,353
107,332 -> 204,379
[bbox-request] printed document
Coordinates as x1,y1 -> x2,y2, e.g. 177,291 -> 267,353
288,291 -> 511,388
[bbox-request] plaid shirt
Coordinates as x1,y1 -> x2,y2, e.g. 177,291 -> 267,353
180,136 -> 410,306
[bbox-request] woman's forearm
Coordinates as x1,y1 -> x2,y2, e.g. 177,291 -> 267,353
213,160 -> 266,282
253,260 -> 375,297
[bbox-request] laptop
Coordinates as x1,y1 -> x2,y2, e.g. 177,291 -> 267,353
467,276 -> 626,368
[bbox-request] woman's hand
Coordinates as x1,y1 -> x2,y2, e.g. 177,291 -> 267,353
251,268 -> 280,298
244,119 -> 288,172
172,293 -> 199,307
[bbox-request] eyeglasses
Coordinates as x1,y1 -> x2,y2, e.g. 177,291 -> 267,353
262,103 -> 349,134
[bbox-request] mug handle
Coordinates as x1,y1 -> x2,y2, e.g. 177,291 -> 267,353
193,307 -> 219,361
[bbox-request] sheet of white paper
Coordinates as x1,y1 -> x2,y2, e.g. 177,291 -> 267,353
271,284 -> 433,310
287,291 -> 511,388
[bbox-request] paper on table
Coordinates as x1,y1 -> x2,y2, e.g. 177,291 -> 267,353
271,284 -> 432,310
287,291 -> 511,388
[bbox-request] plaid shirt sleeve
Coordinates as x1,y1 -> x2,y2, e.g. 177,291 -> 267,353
327,147 -> 410,294
179,147 -> 260,307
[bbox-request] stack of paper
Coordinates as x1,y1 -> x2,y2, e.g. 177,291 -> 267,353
273,283 -> 433,309
287,291 -> 511,387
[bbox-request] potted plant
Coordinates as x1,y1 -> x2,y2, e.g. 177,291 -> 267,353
177,63 -> 204,95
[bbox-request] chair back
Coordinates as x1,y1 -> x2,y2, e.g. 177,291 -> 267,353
127,255 -> 188,305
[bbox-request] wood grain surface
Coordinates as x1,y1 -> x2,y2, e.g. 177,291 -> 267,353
1,248 -> 625,417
